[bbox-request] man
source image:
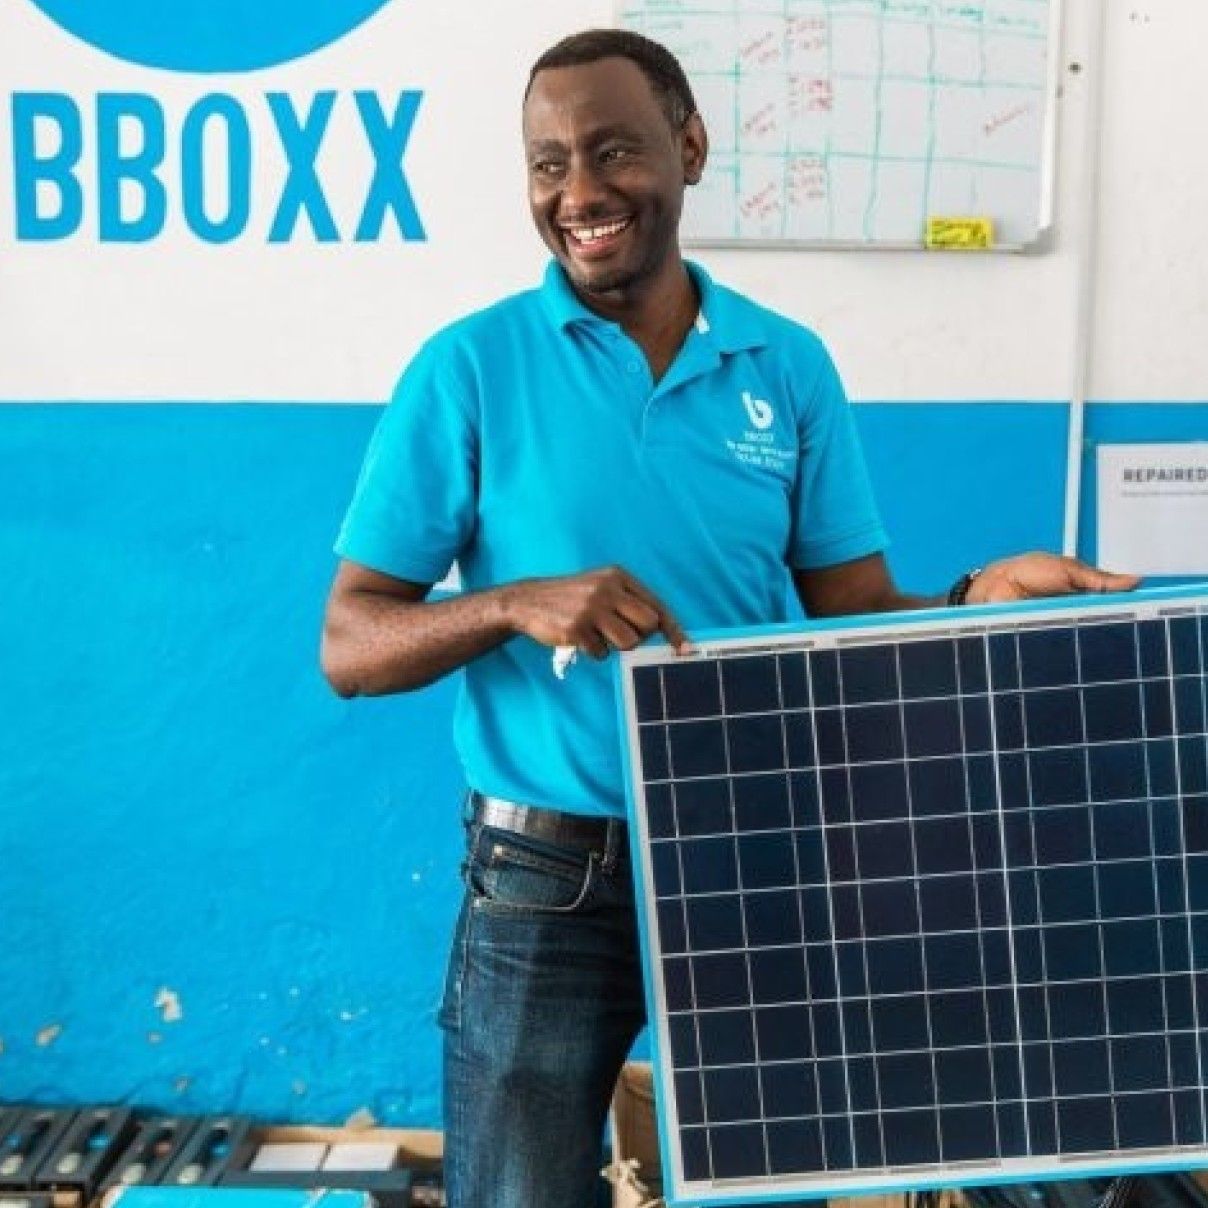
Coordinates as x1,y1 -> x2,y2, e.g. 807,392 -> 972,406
321,28 -> 1136,1208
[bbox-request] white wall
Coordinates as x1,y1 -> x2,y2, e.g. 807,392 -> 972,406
1093,2 -> 1208,401
0,0 -> 1203,404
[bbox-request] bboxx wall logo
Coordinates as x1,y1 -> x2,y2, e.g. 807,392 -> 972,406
8,0 -> 425,243
27,0 -> 394,72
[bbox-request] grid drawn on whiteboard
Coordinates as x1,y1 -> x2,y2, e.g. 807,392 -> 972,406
618,587 -> 1208,1204
617,0 -> 1058,247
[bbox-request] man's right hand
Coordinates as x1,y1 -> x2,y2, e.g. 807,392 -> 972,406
500,566 -> 693,658
322,560 -> 691,698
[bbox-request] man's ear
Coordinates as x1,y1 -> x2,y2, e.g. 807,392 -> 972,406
681,112 -> 707,185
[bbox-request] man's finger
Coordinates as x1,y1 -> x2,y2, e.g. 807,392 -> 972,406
635,587 -> 693,653
1062,560 -> 1141,593
661,613 -> 695,655
596,614 -> 645,653
617,572 -> 694,654
1089,570 -> 1142,592
612,593 -> 662,639
579,630 -> 610,660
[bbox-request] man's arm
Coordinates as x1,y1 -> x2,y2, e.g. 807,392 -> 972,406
793,551 -> 1141,619
320,560 -> 692,697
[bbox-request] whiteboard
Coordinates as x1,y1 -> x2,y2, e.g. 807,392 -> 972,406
618,0 -> 1061,249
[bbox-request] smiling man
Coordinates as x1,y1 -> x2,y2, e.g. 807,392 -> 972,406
321,28 -> 1136,1208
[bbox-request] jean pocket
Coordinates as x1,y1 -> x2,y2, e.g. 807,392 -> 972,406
468,828 -> 595,915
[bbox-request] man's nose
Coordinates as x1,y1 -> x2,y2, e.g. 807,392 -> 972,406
560,158 -> 608,215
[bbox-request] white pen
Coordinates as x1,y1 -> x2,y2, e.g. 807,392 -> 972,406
552,644 -> 578,679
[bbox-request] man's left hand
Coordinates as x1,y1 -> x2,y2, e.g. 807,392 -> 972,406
964,552 -> 1140,605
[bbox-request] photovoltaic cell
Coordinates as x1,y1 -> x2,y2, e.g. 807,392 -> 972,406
619,588 -> 1208,1205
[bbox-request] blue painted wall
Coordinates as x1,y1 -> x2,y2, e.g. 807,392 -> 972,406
0,404 -> 462,1122
1,399 -> 1203,1124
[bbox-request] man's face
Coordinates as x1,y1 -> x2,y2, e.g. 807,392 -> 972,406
522,57 -> 706,300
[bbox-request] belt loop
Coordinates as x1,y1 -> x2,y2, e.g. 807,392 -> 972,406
464,790 -> 486,858
462,789 -> 479,828
601,818 -> 621,875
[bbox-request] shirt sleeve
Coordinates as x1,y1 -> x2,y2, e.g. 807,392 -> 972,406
788,341 -> 889,570
334,335 -> 478,584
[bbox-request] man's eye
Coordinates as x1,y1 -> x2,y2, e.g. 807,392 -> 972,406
530,160 -> 564,177
600,146 -> 631,164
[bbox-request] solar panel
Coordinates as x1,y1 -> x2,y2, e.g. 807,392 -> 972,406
617,585 -> 1208,1205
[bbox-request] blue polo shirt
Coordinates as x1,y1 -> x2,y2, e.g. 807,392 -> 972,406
336,262 -> 887,817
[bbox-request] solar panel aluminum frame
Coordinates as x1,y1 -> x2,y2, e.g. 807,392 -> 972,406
616,583 -> 1208,1206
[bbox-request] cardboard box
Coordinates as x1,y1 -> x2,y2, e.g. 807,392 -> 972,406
245,1127 -> 441,1175
609,1063 -> 662,1207
235,1128 -> 442,1208
608,1063 -> 967,1208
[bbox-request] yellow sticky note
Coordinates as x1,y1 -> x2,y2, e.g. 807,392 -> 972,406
925,217 -> 995,250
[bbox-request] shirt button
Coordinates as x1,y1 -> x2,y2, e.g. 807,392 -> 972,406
627,362 -> 640,374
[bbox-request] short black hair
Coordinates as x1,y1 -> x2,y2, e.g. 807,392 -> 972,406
526,29 -> 697,129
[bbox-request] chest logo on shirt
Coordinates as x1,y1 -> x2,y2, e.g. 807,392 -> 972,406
741,390 -> 774,430
726,389 -> 795,477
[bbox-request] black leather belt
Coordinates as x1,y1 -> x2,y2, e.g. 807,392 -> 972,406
473,793 -> 624,857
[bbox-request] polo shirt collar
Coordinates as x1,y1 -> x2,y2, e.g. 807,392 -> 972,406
687,262 -> 767,354
541,259 -> 602,330
540,259 -> 767,354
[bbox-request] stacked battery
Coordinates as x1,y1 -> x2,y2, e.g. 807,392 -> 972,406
0,1109 -> 442,1207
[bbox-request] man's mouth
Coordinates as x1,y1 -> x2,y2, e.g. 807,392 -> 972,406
561,216 -> 633,250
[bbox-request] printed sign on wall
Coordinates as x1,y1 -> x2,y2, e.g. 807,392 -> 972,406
12,1 -> 424,246
1098,443 -> 1208,576
0,0 -> 548,402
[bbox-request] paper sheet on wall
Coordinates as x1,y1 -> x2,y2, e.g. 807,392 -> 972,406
1097,442 -> 1208,575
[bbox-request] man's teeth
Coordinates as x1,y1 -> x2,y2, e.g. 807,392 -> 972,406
568,218 -> 630,244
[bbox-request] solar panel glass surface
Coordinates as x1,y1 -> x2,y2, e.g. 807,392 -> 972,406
619,588 -> 1208,1204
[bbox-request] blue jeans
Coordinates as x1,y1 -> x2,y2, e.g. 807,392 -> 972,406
439,803 -> 646,1208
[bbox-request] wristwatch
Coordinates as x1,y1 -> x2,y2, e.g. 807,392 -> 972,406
947,568 -> 983,607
